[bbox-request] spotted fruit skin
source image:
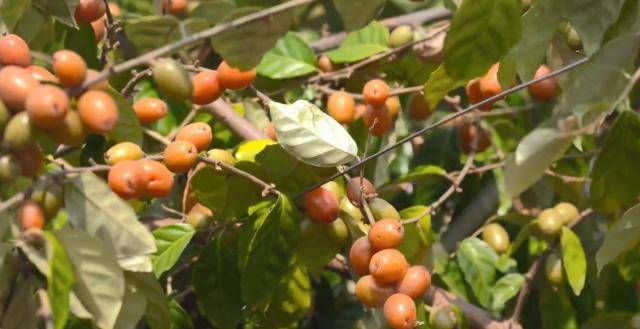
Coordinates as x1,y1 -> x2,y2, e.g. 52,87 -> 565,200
108,160 -> 148,199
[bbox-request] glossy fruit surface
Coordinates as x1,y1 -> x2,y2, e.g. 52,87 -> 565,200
368,219 -> 404,251
0,66 -> 40,112
368,198 -> 401,221
75,0 -> 106,23
31,185 -> 62,219
191,70 -> 224,105
91,18 -> 106,42
327,91 -> 356,124
78,90 -> 119,133
105,142 -> 144,165
217,61 -> 256,90
565,25 -> 582,51
175,122 -> 212,152
429,306 -> 456,329
529,65 -> 558,101
363,105 -> 391,136
108,160 -> 148,199
478,63 -> 502,109
304,187 -> 340,223
164,140 -> 198,173
369,249 -> 409,285
53,50 -> 87,87
153,58 -> 193,100
363,79 -> 390,106
349,236 -> 375,276
482,223 -> 510,254
388,25 -> 414,47
26,65 -> 57,83
0,154 -> 21,179
383,293 -> 417,329
4,112 -> 36,150
545,252 -> 564,285
457,122 -> 490,154
19,200 -> 45,230
133,98 -> 168,124
554,202 -> 579,224
317,55 -> 333,72
409,93 -> 432,119
138,159 -> 174,198
385,96 -> 401,120
346,177 -> 376,206
537,208 -> 564,235
0,34 -> 31,67
355,275 -> 396,308
25,85 -> 69,128
163,0 -> 188,14
48,110 -> 87,146
397,266 -> 431,299
206,149 -> 236,167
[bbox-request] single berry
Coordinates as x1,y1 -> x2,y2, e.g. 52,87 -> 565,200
75,0 -> 107,23
363,79 -> 390,106
396,265 -> 431,299
368,219 -> 404,251
175,122 -> 213,152
53,50 -> 87,87
362,105 -> 391,137
383,293 -> 417,329
529,65 -> 558,101
355,275 -> 396,308
217,61 -> 256,90
138,159 -> 174,198
19,200 -> 45,230
303,187 -> 340,223
0,34 -> 31,67
346,176 -> 376,206
482,223 -> 510,254
25,85 -> 69,128
191,70 -> 224,105
153,58 -> 193,100
409,93 -> 432,119
163,140 -> 198,173
0,66 -> 40,112
349,236 -> 375,276
369,249 -> 409,285
108,160 -> 148,199
133,98 -> 168,125
105,142 -> 145,165
327,91 -> 356,124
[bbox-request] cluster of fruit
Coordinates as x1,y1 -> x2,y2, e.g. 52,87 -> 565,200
537,202 -> 579,236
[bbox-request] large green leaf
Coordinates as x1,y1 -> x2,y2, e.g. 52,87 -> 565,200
56,228 -> 125,329
539,287 -> 578,329
169,299 -> 194,329
444,0 -> 522,79
505,126 -> 573,196
560,227 -> 586,296
326,21 -> 390,63
212,7 -> 295,70
596,202 -> 640,273
456,237 -> 499,308
254,144 -> 336,196
424,64 -> 467,110
44,232 -> 75,329
257,32 -> 318,79
1,277 -> 37,329
590,112 -> 640,214
65,172 -> 156,272
191,162 -> 263,220
490,273 -> 524,313
33,0 -> 78,27
107,88 -> 144,146
564,0 -> 626,55
259,266 -> 312,328
192,238 -> 242,329
152,224 -> 195,277
238,195 -> 300,309
114,276 -> 147,329
332,0 -> 387,31
190,0 -> 236,25
269,100 -> 358,167
503,0 -> 563,80
127,272 -> 170,329
123,16 -> 208,54
1,0 -> 32,31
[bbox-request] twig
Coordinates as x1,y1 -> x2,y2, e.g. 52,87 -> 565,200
73,0 -> 314,95
544,169 -> 587,183
36,289 -> 53,329
294,57 -> 590,199
509,208 -> 594,324
197,156 -> 277,196
167,107 -> 201,141
121,68 -> 153,97
144,128 -> 171,145
204,99 -> 267,140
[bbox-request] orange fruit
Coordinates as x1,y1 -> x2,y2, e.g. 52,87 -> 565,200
138,159 -> 174,198
25,85 -> 69,128
529,65 -> 557,101
163,140 -> 198,173
75,0 -> 106,23
217,61 -> 256,90
396,266 -> 431,299
383,294 -> 417,329
53,50 -> 87,87
19,200 -> 45,230
175,122 -> 212,152
303,187 -> 340,223
0,34 -> 31,67
327,91 -> 356,124
0,66 -> 40,112
191,70 -> 224,105
26,65 -> 58,83
368,219 -> 404,251
363,79 -> 390,106
108,160 -> 148,199
133,98 -> 168,124
362,105 -> 391,137
78,90 -> 118,133
349,236 -> 375,277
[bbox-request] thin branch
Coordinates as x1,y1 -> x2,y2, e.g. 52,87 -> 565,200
204,99 -> 267,141
73,0 -> 314,95
167,106 -> 201,141
294,57 -> 590,199
121,68 -> 153,97
197,156 -> 277,196
144,128 -> 171,145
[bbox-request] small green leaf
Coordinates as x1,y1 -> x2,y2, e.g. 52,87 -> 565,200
398,206 -> 431,260
193,238 -> 242,329
170,299 -> 194,329
33,0 -> 78,27
326,21 -> 390,63
257,32 -> 318,79
560,227 -> 586,296
596,202 -> 640,273
564,0 -> 626,55
44,232 -> 75,329
238,195 -> 300,309
457,237 -> 499,308
56,228 -> 125,329
64,172 -> 156,272
424,65 -> 467,109
590,112 -> 640,214
332,0 -> 387,31
269,100 -> 358,167
444,0 -> 522,79
490,273 -> 524,312
107,88 -> 144,146
152,224 -> 195,277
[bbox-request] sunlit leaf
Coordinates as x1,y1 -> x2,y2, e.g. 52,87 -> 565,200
152,224 -> 195,277
457,238 -> 499,307
490,273 -> 524,312
424,65 -> 467,109
44,232 -> 75,329
257,32 -> 318,79
326,21 -> 390,63
560,227 -> 586,295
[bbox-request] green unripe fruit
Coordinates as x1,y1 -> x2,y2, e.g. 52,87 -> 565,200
429,306 -> 456,329
322,181 -> 342,201
340,196 -> 364,222
0,154 -> 21,179
565,25 -> 582,51
0,100 -> 9,133
368,198 -> 400,221
105,142 -> 145,165
186,211 -> 210,230
388,25 -> 414,47
3,112 -> 36,150
482,223 -> 510,254
153,58 -> 193,100
537,208 -> 564,235
327,217 -> 348,245
48,110 -> 87,146
545,252 -> 564,285
206,148 -> 236,167
31,185 -> 63,219
554,202 -> 579,225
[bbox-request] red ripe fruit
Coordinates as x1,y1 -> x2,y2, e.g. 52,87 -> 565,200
25,85 -> 69,128
349,236 -> 375,276
138,159 -> 174,198
304,187 -> 339,223
346,176 -> 376,206
369,249 -> 409,285
368,219 -> 404,251
529,65 -> 558,101
0,34 -> 31,67
217,61 -> 256,90
383,293 -> 417,329
19,200 -> 45,230
175,122 -> 212,152
0,66 -> 40,113
108,160 -> 148,199
75,0 -> 107,23
396,265 -> 431,299
191,70 -> 224,105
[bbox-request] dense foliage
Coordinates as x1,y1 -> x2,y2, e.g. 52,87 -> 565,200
0,0 -> 639,328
